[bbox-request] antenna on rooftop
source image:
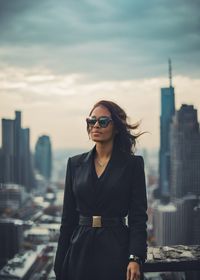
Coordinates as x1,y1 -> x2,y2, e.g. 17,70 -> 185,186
168,58 -> 172,87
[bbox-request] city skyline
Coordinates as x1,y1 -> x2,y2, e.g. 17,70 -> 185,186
0,0 -> 199,150
0,111 -> 35,191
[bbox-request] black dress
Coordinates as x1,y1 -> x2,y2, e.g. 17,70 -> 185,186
54,144 -> 148,280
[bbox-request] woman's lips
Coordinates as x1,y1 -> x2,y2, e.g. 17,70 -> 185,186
92,131 -> 102,135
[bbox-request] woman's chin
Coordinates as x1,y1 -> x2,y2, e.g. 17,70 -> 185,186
92,138 -> 103,142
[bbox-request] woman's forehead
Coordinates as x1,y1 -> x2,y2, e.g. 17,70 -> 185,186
90,105 -> 111,116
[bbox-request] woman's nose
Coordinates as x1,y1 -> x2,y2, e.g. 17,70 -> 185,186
93,120 -> 100,127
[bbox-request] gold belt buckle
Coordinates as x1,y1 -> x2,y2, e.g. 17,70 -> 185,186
92,216 -> 102,227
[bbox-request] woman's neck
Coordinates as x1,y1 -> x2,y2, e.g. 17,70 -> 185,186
95,141 -> 113,160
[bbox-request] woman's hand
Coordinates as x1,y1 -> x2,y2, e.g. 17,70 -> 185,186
126,261 -> 141,280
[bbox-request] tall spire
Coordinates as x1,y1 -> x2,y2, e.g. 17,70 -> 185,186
168,58 -> 172,87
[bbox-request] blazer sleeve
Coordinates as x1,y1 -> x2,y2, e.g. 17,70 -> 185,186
128,156 -> 148,263
54,157 -> 79,279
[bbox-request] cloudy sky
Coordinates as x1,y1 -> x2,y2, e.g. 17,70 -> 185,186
0,0 -> 200,151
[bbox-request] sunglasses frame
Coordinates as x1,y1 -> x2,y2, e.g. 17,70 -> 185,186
86,116 -> 113,128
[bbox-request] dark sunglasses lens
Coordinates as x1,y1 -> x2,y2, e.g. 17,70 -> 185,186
87,118 -> 97,126
98,117 -> 110,127
86,117 -> 111,127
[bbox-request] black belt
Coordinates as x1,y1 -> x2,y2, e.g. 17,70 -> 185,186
79,215 -> 126,227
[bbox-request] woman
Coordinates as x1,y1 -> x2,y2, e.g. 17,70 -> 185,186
54,100 -> 148,280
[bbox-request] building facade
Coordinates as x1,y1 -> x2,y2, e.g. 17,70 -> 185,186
153,195 -> 198,246
159,86 -> 175,198
170,104 -> 200,198
34,135 -> 52,180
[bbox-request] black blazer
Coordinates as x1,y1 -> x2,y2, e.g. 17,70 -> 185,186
54,144 -> 148,279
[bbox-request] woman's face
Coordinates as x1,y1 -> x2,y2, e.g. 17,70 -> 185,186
88,105 -> 116,144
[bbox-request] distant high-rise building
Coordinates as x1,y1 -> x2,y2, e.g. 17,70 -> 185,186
193,203 -> 200,244
159,59 -> 175,198
21,128 -> 35,189
14,111 -> 21,184
153,195 -> 198,246
154,102 -> 200,246
1,119 -> 15,182
34,135 -> 52,180
0,219 -> 24,268
0,184 -> 27,211
0,111 -> 35,191
153,201 -> 179,245
170,104 -> 200,198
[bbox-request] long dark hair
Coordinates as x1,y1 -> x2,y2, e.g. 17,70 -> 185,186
87,100 -> 144,154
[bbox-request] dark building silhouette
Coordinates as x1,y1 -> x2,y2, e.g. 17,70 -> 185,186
170,104 -> 200,199
159,59 -> 175,198
14,111 -> 21,184
1,119 -> 15,182
34,135 -> 52,180
154,62 -> 200,251
21,128 -> 34,189
0,111 -> 35,191
154,103 -> 200,247
193,203 -> 200,244
0,184 -> 27,211
0,219 -> 23,268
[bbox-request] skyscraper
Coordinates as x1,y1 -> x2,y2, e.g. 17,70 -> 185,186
34,135 -> 52,180
0,111 -> 35,191
154,103 -> 200,246
0,219 -> 24,268
170,104 -> 200,199
14,111 -> 21,184
193,203 -> 200,244
159,59 -> 175,198
1,119 -> 15,182
21,128 -> 35,190
153,195 -> 198,245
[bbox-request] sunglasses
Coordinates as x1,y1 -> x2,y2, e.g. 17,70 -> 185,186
86,116 -> 113,128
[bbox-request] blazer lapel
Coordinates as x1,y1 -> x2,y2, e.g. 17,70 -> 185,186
74,144 -> 131,213
74,146 -> 96,210
94,145 -> 130,208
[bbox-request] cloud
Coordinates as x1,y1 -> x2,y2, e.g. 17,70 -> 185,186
0,0 -> 199,79
0,1 -> 200,150
0,67 -> 85,99
0,66 -> 200,150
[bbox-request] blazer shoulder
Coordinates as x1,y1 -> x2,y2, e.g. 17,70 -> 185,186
130,154 -> 144,168
69,151 -> 91,166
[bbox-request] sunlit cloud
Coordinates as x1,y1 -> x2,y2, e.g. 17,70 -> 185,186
1,66 -> 200,151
